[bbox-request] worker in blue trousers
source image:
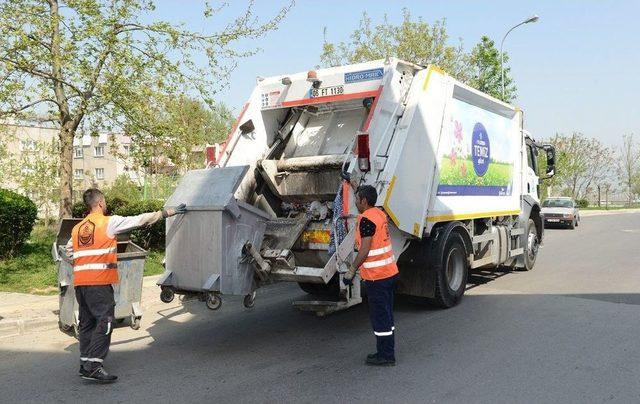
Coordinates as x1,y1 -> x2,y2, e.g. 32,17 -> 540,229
344,185 -> 399,366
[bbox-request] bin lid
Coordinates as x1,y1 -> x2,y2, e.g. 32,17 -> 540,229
164,165 -> 249,210
56,217 -> 130,248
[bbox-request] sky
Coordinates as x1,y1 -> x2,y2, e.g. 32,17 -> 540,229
150,0 -> 640,147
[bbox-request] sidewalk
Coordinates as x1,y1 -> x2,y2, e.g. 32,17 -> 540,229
580,208 -> 640,217
0,275 -> 162,339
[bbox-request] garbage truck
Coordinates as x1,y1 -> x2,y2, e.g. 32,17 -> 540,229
158,58 -> 556,315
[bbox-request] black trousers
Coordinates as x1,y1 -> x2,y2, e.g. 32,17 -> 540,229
364,274 -> 399,360
75,285 -> 115,371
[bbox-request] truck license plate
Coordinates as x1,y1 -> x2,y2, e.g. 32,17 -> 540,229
547,219 -> 560,222
311,85 -> 344,98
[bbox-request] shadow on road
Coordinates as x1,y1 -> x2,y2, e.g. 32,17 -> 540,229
3,286 -> 640,403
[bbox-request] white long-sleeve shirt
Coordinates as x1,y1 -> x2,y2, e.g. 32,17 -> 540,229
65,211 -> 164,255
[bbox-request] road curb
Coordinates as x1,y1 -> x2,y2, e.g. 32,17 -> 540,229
0,317 -> 60,339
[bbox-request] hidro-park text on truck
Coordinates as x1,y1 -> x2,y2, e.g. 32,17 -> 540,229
158,58 -> 556,315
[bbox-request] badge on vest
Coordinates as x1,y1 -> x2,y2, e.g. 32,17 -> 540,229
79,220 -> 95,247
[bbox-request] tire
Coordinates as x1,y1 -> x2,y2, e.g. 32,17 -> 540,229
575,216 -> 580,227
523,218 -> 539,270
432,231 -> 468,308
568,219 -> 575,229
205,292 -> 222,310
58,321 -> 72,332
130,316 -> 141,330
160,287 -> 175,303
243,292 -> 256,309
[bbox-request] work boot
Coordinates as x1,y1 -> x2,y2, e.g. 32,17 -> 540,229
367,352 -> 378,360
365,354 -> 396,366
82,367 -> 118,383
78,366 -> 89,377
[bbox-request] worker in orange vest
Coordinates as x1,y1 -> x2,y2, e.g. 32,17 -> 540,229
65,188 -> 186,383
343,185 -> 399,366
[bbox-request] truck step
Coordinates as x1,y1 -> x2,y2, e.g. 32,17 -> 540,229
270,266 -> 333,284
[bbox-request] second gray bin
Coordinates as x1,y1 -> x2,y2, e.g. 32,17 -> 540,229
53,218 -> 148,336
158,166 -> 271,309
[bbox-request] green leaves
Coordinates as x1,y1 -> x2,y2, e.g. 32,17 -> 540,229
0,188 -> 38,259
0,0 -> 292,217
540,133 -> 615,201
469,36 -> 516,103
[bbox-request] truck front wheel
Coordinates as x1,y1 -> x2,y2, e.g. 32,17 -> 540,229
432,231 -> 468,308
524,218 -> 539,270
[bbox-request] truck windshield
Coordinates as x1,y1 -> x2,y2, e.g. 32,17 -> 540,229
543,199 -> 573,208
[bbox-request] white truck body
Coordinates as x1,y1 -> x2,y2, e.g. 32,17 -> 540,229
160,58 -> 555,313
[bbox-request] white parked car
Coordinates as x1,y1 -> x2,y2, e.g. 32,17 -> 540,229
541,197 -> 580,229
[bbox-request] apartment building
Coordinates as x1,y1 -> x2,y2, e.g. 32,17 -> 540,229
1,121 -> 140,215
0,121 -> 59,217
72,132 -> 139,200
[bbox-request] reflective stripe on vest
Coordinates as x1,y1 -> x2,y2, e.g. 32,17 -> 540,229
355,207 -> 399,281
72,247 -> 116,259
71,213 -> 119,286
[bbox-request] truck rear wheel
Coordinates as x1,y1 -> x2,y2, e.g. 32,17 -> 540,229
523,218 -> 539,270
432,231 -> 468,308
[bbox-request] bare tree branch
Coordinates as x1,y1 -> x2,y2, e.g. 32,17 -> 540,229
0,98 -> 60,115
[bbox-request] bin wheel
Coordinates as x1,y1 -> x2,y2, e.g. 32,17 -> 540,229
130,316 -> 141,330
58,321 -> 77,339
205,293 -> 222,310
243,292 -> 256,309
160,287 -> 175,303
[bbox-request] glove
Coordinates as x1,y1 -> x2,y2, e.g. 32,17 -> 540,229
162,203 -> 187,218
175,203 -> 187,214
342,263 -> 358,286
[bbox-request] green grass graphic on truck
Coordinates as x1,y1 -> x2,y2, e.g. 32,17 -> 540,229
439,157 -> 513,186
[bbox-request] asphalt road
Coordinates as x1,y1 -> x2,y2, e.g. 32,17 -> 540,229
1,212 -> 640,403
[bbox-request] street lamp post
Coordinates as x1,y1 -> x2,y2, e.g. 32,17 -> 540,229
500,14 -> 539,100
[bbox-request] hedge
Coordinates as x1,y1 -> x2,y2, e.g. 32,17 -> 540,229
0,189 -> 38,259
116,200 -> 165,250
576,199 -> 589,208
72,198 -> 165,250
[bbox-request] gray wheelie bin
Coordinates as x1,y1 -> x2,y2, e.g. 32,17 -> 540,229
52,218 -> 148,337
158,166 -> 271,310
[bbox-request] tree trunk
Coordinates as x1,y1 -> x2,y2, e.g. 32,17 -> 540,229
58,123 -> 74,218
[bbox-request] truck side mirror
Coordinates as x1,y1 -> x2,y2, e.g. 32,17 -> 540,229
543,144 -> 555,178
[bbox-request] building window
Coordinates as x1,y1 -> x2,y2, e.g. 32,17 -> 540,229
74,147 -> 84,158
74,169 -> 84,179
95,168 -> 105,180
94,146 -> 105,157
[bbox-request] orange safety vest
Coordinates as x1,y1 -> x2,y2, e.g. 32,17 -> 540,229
71,212 -> 119,286
355,207 -> 399,281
